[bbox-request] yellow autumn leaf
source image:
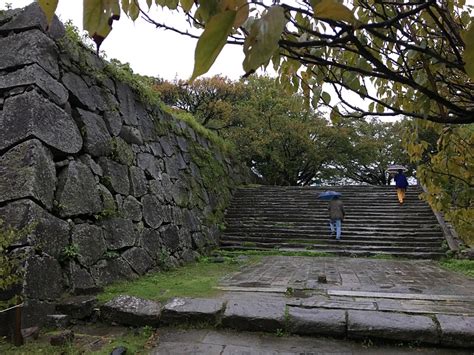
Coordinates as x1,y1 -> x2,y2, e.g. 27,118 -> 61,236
220,0 -> 249,28
191,10 -> 237,81
38,0 -> 59,26
313,0 -> 355,24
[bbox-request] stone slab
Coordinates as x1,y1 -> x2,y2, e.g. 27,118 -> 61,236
0,139 -> 56,210
100,295 -> 161,327
0,30 -> 59,77
0,90 -> 82,154
347,310 -> 439,344
0,64 -> 68,105
287,306 -> 346,336
221,299 -> 285,332
436,314 -> 474,348
56,295 -> 98,320
328,289 -> 474,302
161,298 -> 225,326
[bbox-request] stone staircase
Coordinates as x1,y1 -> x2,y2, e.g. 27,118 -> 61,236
221,185 -> 448,259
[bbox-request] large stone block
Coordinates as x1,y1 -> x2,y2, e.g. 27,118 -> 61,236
160,224 -> 180,252
72,224 -> 107,267
121,195 -> 142,222
90,258 -> 137,286
56,161 -> 103,217
0,3 -> 65,40
0,64 -> 68,106
74,108 -> 112,157
116,83 -> 138,125
0,199 -> 69,258
23,255 -> 64,300
0,91 -> 82,154
68,262 -> 99,295
347,310 -> 439,344
222,299 -> 286,332
122,247 -> 155,275
101,218 -> 137,250
101,295 -> 161,327
99,157 -> 130,195
62,72 -> 100,111
129,166 -> 147,198
139,228 -> 162,261
0,139 -> 56,210
142,194 -> 164,229
0,30 -> 59,78
436,314 -> 474,348
287,307 -> 346,336
137,153 -> 162,180
161,298 -> 225,326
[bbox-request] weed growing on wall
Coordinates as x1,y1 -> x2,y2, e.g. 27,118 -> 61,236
0,220 -> 31,309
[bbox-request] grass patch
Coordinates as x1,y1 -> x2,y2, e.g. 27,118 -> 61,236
0,326 -> 155,355
439,259 -> 474,277
97,256 -> 257,304
368,254 -> 398,260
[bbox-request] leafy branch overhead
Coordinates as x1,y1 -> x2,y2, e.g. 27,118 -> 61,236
39,0 -> 474,124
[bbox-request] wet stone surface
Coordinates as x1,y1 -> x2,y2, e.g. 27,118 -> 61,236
220,256 -> 474,297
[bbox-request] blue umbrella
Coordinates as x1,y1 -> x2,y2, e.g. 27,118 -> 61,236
318,191 -> 342,200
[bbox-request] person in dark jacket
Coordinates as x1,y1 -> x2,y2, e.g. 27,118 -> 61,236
328,196 -> 345,240
394,169 -> 409,204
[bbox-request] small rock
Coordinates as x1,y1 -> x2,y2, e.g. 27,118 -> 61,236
111,346 -> 127,355
21,326 -> 39,343
50,330 -> 74,346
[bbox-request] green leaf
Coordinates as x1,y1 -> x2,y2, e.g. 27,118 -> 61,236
190,11 -> 237,81
180,0 -> 194,12
313,0 -> 355,24
321,91 -> 331,104
243,6 -> 287,74
38,0 -> 59,26
462,23 -> 474,81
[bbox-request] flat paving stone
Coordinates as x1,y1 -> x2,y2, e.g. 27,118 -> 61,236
347,310 -> 439,344
161,298 -> 225,326
436,314 -> 474,348
152,328 -> 472,354
220,256 -> 474,297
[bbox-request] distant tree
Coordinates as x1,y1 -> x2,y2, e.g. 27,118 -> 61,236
153,75 -> 247,130
327,118 -> 412,185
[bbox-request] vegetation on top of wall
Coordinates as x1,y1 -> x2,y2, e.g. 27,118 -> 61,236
61,21 -> 239,163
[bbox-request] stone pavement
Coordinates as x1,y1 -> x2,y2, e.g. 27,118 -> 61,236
101,256 -> 474,349
152,328 -> 472,354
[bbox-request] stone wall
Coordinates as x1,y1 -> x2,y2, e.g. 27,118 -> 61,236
0,4 -> 252,327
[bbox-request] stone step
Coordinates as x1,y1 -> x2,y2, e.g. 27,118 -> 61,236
225,220 -> 441,228
223,226 -> 443,235
221,230 -> 444,243
221,235 -> 444,247
219,246 -> 446,259
221,240 -> 444,253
